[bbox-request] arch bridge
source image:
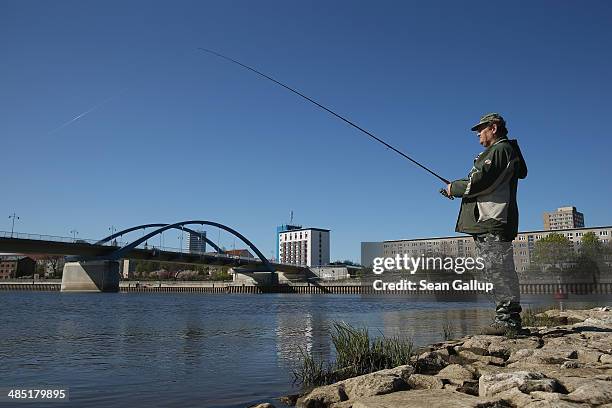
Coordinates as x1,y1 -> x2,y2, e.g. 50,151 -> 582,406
59,220 -> 307,292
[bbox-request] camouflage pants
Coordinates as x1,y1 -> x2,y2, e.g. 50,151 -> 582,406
474,233 -> 522,327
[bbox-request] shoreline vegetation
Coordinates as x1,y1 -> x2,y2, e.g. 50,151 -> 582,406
263,306 -> 612,408
293,322 -> 414,388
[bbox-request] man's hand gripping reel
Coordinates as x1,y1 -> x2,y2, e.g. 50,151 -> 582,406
439,179 -> 454,200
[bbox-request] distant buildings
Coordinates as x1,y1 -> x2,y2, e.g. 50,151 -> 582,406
278,227 -> 330,267
187,230 -> 206,254
544,206 -> 584,230
224,249 -> 254,259
310,265 -> 360,280
0,256 -> 36,279
361,225 -> 612,273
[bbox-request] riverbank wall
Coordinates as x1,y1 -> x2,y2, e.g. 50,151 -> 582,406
1,280 -> 612,295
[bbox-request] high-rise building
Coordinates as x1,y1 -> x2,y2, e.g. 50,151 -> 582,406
279,227 -> 330,267
543,206 -> 584,230
187,230 -> 207,253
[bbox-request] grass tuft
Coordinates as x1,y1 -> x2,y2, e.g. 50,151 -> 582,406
293,322 -> 413,388
521,307 -> 559,327
441,321 -> 455,341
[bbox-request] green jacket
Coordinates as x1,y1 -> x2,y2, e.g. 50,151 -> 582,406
450,137 -> 528,240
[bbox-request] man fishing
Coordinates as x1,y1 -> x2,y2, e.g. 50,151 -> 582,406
197,51 -> 529,334
446,113 -> 528,335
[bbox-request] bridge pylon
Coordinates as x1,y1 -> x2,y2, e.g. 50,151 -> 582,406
61,260 -> 120,292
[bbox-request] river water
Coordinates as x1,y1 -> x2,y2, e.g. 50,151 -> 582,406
0,292 -> 606,407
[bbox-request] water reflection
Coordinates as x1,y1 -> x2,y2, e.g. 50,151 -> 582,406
275,311 -> 331,366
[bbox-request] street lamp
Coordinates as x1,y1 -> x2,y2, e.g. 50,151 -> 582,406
109,225 -> 117,246
8,213 -> 19,238
70,229 -> 79,242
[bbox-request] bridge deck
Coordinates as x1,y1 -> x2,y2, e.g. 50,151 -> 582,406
0,237 -> 309,274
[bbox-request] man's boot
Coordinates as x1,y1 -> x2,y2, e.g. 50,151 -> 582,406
481,301 -> 524,335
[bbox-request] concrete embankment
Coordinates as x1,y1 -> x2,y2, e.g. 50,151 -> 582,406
280,307 -> 612,408
1,280 -> 612,295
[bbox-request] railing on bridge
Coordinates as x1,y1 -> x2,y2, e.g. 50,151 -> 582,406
0,230 -> 267,264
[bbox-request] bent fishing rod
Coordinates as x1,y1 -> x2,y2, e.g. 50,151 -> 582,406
197,47 -> 454,200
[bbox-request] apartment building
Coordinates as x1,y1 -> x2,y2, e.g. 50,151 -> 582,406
512,225 -> 611,271
0,256 -> 36,279
543,206 -> 585,230
361,225 -> 612,273
279,227 -> 330,267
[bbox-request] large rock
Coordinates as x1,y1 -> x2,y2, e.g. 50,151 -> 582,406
348,390 -> 496,408
576,349 -> 602,364
506,348 -> 534,364
297,384 -> 347,408
378,365 -> 415,382
479,371 -> 562,397
529,391 -> 564,401
298,365 -> 414,407
458,350 -> 505,366
507,348 -> 577,366
435,364 -> 474,381
491,388 -> 534,407
565,381 -> 612,405
407,374 -> 444,390
538,307 -> 612,331
487,338 -> 541,359
582,331 -> 612,353
416,351 -> 448,374
523,401 -> 590,408
279,394 -> 300,406
341,367 -> 411,399
537,327 -> 577,338
459,336 -> 501,356
557,375 -> 607,393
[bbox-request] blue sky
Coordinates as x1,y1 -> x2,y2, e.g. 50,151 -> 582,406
1,1 -> 611,262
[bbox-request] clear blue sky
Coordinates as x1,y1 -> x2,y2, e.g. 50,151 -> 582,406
2,1 -> 611,262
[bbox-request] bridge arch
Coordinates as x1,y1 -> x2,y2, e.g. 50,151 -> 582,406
96,223 -> 224,254
108,220 -> 274,272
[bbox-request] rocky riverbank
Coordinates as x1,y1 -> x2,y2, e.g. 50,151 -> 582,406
258,307 -> 612,408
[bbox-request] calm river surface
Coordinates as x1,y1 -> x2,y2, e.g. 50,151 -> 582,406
0,292 -> 606,407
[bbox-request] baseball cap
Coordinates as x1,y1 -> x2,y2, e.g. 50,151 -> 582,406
470,113 -> 506,131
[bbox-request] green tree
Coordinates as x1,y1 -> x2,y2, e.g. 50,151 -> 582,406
580,232 -> 603,258
575,232 -> 606,283
532,233 -> 574,272
211,270 -> 232,281
36,262 -> 46,275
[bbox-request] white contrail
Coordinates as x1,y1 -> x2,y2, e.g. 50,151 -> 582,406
47,89 -> 126,136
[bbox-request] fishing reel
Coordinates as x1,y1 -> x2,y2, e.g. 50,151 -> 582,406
439,188 -> 454,200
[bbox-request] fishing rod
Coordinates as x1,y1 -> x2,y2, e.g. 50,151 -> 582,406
196,47 -> 454,200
